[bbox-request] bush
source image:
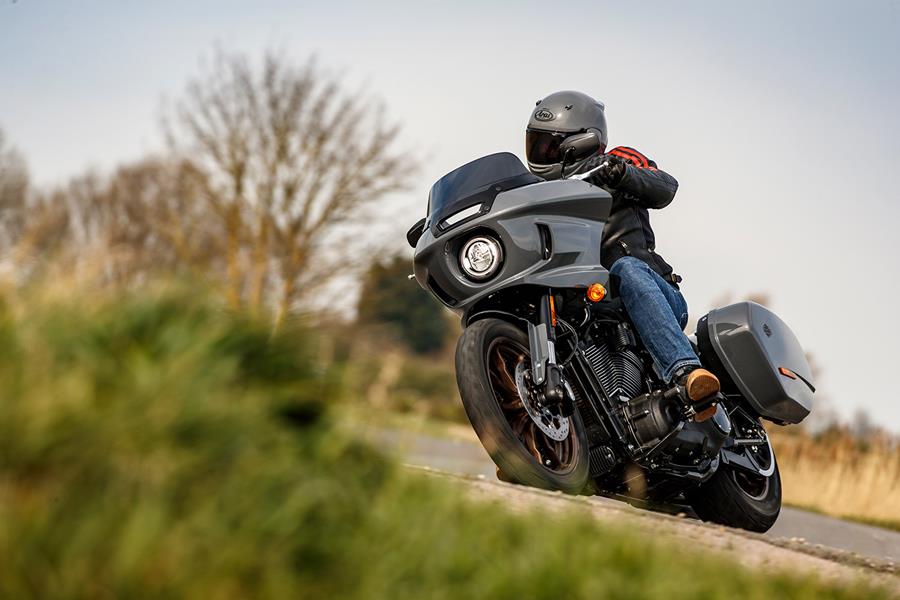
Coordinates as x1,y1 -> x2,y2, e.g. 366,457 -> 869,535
390,358 -> 466,423
0,286 -> 384,597
357,255 -> 454,354
0,287 -> 885,599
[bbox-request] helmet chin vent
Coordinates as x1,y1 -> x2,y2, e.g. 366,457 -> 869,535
527,162 -> 562,180
528,157 -> 593,181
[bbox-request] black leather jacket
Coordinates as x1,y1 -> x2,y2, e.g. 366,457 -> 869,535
581,146 -> 680,286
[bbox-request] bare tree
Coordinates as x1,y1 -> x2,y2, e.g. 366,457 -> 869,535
98,158 -> 220,277
3,51 -> 414,321
167,49 -> 414,322
9,158 -> 219,287
0,128 -> 29,250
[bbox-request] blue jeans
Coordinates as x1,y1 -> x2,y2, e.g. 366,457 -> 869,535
610,256 -> 700,382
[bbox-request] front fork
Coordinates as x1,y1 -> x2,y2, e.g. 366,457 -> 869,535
527,290 -> 570,413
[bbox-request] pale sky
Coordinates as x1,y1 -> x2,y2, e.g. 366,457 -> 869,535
2,0 -> 899,429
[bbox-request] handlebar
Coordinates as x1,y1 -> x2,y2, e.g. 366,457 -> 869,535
567,160 -> 610,181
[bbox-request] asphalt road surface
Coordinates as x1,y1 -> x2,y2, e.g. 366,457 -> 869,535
379,427 -> 900,563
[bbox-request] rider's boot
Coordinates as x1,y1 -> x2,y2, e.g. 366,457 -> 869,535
675,367 -> 720,422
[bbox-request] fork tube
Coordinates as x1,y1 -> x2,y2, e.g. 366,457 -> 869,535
528,290 -> 556,385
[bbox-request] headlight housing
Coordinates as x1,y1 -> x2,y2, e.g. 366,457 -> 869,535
459,236 -> 502,280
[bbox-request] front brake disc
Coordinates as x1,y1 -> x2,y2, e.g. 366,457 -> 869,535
514,361 -> 569,442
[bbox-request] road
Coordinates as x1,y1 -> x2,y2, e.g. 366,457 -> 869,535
378,427 -> 900,564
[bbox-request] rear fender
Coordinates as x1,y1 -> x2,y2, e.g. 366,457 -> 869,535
720,445 -> 776,478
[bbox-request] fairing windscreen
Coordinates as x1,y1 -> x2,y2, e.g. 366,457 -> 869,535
428,152 -> 541,231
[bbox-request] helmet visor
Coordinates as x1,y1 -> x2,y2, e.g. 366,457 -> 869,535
526,129 -> 567,165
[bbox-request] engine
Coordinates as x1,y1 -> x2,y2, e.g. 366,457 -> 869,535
582,330 -> 675,449
579,321 -> 732,472
582,323 -> 645,403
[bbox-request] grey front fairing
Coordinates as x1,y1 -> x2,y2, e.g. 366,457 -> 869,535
412,178 -> 613,316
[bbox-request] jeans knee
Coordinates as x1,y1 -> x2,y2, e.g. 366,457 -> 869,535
611,256 -> 649,286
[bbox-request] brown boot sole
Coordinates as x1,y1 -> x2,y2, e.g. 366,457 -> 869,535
685,369 -> 720,403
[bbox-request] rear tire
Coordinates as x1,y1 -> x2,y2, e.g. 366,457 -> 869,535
689,458 -> 782,533
455,318 -> 590,494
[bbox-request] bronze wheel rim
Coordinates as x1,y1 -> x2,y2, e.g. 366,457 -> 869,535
486,336 -> 578,473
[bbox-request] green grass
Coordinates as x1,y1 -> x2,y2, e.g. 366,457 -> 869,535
850,516 -> 900,533
0,286 -> 891,599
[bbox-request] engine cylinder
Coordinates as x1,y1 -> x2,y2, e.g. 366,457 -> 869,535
582,342 -> 644,403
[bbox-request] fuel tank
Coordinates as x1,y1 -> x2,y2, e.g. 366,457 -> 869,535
697,302 -> 814,424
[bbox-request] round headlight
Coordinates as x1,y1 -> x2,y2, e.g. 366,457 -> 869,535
460,236 -> 502,280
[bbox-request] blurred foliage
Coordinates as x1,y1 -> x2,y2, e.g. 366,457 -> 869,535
392,360 -> 459,417
0,127 -> 28,251
0,285 -> 887,599
357,255 -> 454,354
326,319 -> 466,424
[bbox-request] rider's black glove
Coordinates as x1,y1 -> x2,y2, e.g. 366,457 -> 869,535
594,154 -> 627,187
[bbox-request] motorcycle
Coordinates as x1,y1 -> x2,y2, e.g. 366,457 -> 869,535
406,134 -> 814,532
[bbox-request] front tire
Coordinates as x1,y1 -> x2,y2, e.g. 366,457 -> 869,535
689,457 -> 782,532
455,318 -> 590,494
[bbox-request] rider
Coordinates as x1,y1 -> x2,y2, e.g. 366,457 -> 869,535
524,90 -> 719,419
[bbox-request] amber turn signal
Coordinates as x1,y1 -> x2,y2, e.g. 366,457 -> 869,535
548,294 -> 557,327
778,367 -> 798,380
586,283 -> 606,303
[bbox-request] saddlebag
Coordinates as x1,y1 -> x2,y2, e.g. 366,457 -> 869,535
697,302 -> 813,425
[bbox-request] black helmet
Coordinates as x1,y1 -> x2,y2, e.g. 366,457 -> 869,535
525,90 -> 608,180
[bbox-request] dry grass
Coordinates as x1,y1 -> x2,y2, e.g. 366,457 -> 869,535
772,428 -> 900,528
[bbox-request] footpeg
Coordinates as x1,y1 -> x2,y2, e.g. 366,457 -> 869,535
666,383 -> 722,422
686,391 -> 723,422
668,367 -> 722,422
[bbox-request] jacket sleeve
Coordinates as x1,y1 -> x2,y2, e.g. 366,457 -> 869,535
604,146 -> 678,209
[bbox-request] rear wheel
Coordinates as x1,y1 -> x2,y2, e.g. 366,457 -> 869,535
455,318 -> 590,494
689,428 -> 782,532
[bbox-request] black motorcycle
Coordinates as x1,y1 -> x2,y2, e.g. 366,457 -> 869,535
407,137 -> 814,532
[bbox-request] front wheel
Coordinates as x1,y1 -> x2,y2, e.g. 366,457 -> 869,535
455,318 -> 590,494
689,440 -> 782,532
